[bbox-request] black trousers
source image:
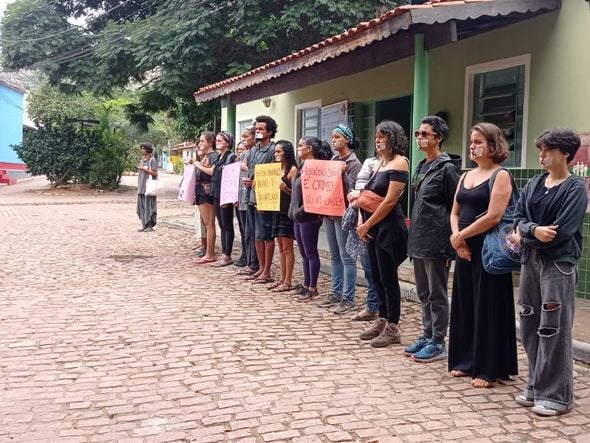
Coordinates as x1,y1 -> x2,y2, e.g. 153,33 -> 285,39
236,208 -> 247,261
214,198 -> 235,256
367,236 -> 401,324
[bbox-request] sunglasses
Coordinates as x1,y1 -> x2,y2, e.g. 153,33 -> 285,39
414,131 -> 436,138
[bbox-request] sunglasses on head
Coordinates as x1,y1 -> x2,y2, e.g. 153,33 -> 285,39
414,130 -> 435,138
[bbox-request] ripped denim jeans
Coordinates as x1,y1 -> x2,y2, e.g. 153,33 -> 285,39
518,249 -> 577,411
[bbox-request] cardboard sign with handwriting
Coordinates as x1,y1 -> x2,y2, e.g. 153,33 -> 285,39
254,163 -> 281,211
178,164 -> 196,203
301,160 -> 345,217
220,162 -> 241,205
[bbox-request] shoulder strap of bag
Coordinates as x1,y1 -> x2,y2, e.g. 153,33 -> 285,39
488,167 -> 519,206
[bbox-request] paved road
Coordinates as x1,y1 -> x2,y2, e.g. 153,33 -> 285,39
1,178 -> 590,442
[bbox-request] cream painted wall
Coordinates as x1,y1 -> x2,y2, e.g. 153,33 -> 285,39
234,57 -> 413,143
228,1 -> 589,168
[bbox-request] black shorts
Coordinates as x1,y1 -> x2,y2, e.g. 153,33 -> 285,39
255,211 -> 274,241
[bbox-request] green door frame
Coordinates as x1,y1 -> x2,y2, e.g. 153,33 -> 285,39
409,34 -> 430,217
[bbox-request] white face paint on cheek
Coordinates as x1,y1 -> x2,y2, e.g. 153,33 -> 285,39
471,147 -> 483,158
541,155 -> 553,167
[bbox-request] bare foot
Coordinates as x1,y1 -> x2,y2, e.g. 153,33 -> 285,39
471,378 -> 495,388
450,370 -> 470,378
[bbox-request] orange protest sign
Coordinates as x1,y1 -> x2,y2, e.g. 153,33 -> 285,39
301,159 -> 346,217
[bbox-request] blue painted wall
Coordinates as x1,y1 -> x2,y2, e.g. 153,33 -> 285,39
0,83 -> 25,164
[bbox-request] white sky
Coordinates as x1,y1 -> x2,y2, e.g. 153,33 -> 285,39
0,0 -> 15,18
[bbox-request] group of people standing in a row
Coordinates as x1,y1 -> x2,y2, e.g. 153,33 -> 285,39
138,113 -> 586,418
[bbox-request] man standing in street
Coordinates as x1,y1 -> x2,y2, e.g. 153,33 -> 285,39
405,115 -> 461,362
242,115 -> 278,284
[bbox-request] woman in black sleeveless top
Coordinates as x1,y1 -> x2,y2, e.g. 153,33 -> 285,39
349,120 -> 409,348
270,140 -> 298,292
448,123 -> 518,388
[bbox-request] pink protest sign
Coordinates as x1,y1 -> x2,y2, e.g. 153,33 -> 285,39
220,162 -> 241,205
301,159 -> 346,217
177,164 -> 195,203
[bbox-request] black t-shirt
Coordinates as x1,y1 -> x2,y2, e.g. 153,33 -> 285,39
529,181 -> 565,226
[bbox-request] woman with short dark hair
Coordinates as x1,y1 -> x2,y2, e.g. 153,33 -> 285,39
512,128 -> 585,416
448,122 -> 518,388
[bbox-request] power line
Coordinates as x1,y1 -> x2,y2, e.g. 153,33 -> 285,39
0,0 -> 134,44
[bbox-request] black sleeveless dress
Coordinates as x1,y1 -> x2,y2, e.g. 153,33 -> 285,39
448,176 -> 518,382
272,172 -> 295,239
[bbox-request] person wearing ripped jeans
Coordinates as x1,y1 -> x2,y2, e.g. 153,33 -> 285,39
512,128 -> 586,417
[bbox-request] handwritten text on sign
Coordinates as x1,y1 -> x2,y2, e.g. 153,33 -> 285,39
220,162 -> 241,205
254,163 -> 281,211
302,159 -> 345,217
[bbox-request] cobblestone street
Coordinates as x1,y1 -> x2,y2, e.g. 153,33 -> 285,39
1,178 -> 590,442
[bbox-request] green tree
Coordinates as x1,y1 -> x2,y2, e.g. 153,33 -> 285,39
13,121 -> 101,187
1,0 -> 402,134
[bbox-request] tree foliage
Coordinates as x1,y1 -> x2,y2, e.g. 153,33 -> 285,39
1,0 -> 403,136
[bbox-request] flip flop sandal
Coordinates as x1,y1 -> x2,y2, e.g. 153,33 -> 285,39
195,257 -> 217,264
211,259 -> 229,267
252,277 -> 274,284
272,284 -> 292,293
244,274 -> 261,281
267,281 -> 283,290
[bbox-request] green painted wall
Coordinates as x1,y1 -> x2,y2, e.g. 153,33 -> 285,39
232,1 -> 589,169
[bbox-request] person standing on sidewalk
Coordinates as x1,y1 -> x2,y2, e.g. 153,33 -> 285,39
136,142 -> 158,232
243,115 -> 278,284
349,121 -> 409,348
210,131 -> 238,267
235,128 -> 256,268
318,124 -> 362,315
512,128 -> 586,417
448,122 -> 518,388
405,116 -> 460,363
269,140 -> 298,292
351,153 -> 380,322
289,136 -> 332,302
236,127 -> 259,274
194,132 -> 219,264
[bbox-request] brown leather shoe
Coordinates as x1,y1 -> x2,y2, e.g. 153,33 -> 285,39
370,322 -> 401,348
359,318 -> 386,341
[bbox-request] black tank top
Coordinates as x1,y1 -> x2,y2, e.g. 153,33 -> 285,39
457,176 -> 490,230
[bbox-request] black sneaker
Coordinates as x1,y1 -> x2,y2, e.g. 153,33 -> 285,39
233,257 -> 247,267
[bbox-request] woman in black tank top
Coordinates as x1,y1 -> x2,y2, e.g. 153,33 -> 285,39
448,123 -> 518,388
349,120 -> 409,348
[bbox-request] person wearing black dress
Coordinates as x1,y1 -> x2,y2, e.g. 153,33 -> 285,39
448,122 -> 518,388
268,140 -> 298,292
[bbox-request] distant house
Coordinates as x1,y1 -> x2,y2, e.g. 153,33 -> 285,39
194,0 -> 590,297
0,79 -> 26,184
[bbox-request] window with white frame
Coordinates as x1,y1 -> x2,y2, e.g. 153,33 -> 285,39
464,55 -> 530,168
238,118 -> 254,135
295,100 -> 321,140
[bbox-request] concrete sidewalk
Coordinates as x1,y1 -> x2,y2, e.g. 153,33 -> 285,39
161,211 -> 590,364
